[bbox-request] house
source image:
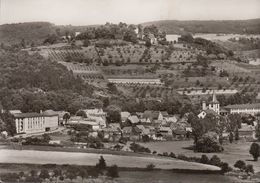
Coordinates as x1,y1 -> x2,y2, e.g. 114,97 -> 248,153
142,110 -> 164,123
122,126 -> 140,140
198,109 -> 219,119
77,120 -> 100,131
83,108 -> 107,128
158,126 -> 172,137
83,108 -> 106,118
164,115 -> 179,123
127,115 -> 140,125
13,112 -> 59,135
121,112 -> 131,123
172,129 -> 187,139
224,103 -> 260,116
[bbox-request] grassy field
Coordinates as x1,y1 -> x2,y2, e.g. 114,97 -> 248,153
0,147 -> 220,171
140,140 -> 260,173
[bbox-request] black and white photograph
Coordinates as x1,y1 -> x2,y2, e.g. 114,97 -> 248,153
0,0 -> 260,182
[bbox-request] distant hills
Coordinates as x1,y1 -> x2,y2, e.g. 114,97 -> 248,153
1,19 -> 260,45
142,19 -> 260,34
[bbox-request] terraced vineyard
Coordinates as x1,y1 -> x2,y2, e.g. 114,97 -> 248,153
48,49 -> 84,61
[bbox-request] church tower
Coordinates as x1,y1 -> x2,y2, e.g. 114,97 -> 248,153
208,90 -> 220,114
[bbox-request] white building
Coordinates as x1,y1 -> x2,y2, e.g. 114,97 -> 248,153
108,78 -> 163,85
225,103 -> 260,115
14,112 -> 59,135
83,108 -> 107,128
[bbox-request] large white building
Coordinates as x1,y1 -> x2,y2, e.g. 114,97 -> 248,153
225,103 -> 260,115
14,112 -> 59,135
108,78 -> 163,85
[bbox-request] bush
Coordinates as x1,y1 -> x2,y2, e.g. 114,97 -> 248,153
234,160 -> 246,171
200,155 -> 209,164
195,133 -> 224,153
129,143 -> 151,153
245,164 -> 254,174
146,163 -> 156,171
220,162 -> 231,173
107,165 -> 119,178
209,155 -> 221,167
169,152 -> 176,158
249,142 -> 260,161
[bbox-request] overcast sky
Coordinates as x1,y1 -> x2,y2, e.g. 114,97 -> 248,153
1,0 -> 260,25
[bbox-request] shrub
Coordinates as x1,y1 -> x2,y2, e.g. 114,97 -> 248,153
249,142 -> 260,161
169,152 -> 176,158
177,154 -> 189,161
129,143 -> 151,153
209,155 -> 221,167
234,160 -> 246,171
152,151 -> 157,155
162,152 -> 169,157
245,164 -> 254,174
220,162 -> 231,173
107,165 -> 119,178
200,155 -> 209,164
146,163 -> 156,171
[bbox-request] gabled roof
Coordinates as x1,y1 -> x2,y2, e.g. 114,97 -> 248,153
128,115 -> 139,124
121,112 -> 131,122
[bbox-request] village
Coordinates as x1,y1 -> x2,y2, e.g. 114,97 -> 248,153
0,4 -> 260,182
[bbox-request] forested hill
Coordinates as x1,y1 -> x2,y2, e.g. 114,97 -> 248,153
0,22 -> 95,45
142,19 -> 260,34
0,22 -> 57,45
0,50 -> 96,113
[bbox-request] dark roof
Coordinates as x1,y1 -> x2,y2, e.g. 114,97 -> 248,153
225,103 -> 260,110
13,112 -> 58,118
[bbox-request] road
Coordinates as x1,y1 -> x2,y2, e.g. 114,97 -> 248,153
0,149 -> 220,171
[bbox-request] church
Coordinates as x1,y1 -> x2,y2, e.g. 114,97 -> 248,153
198,91 -> 220,119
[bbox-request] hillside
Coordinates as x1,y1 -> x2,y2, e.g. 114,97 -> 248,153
142,19 -> 260,34
0,22 -> 98,45
0,49 -> 95,113
0,22 -> 57,45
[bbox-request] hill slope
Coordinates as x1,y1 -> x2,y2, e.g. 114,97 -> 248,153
0,22 -> 57,45
142,19 -> 260,34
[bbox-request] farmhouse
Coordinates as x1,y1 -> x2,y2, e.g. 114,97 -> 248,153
224,103 -> 260,115
13,112 -> 59,135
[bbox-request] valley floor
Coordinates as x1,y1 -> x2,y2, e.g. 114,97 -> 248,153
140,140 -> 260,173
